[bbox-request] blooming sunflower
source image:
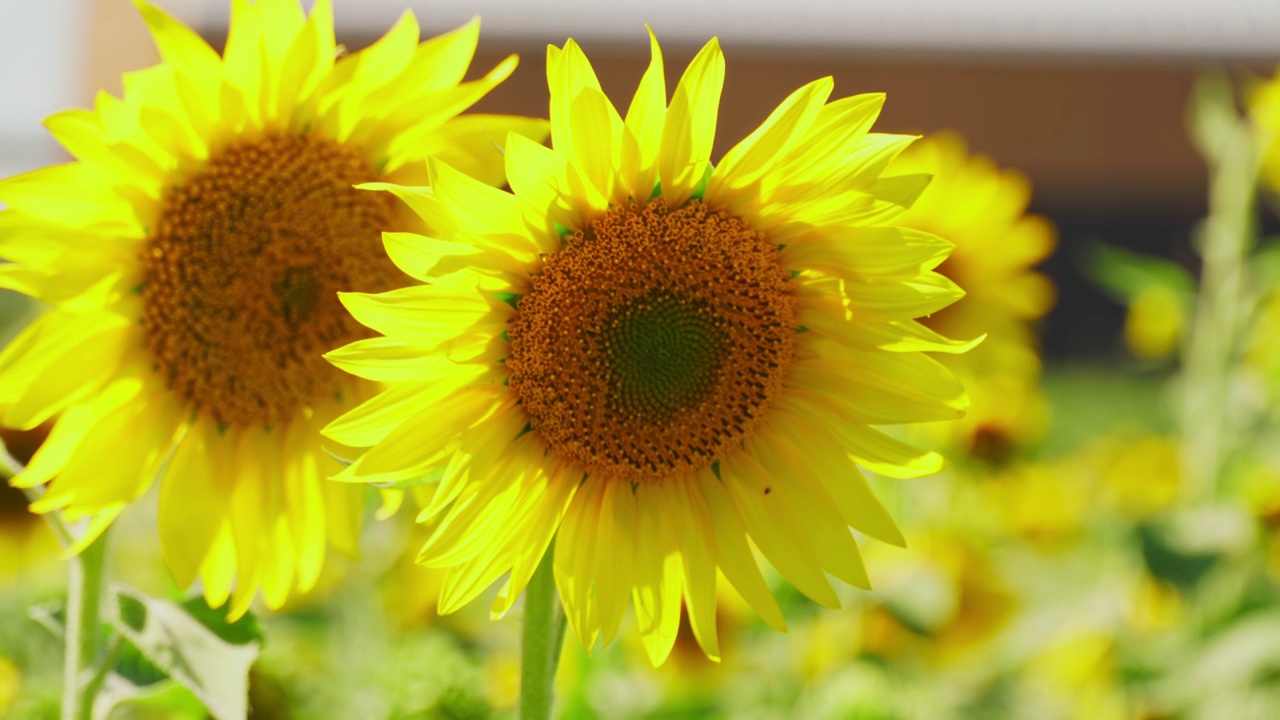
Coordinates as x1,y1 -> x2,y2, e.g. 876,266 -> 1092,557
0,0 -> 545,617
889,132 -> 1055,459
325,34 -> 971,664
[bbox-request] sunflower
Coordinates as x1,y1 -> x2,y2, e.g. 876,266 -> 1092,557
0,0 -> 545,617
325,34 -> 971,664
889,132 -> 1055,459
1253,68 -> 1280,194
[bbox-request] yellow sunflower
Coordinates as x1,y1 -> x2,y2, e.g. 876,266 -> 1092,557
890,132 -> 1055,458
1253,67 -> 1280,194
325,34 -> 971,664
0,0 -> 544,617
0,427 -> 59,581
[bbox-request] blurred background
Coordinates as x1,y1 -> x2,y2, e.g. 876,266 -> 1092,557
4,1 -> 1280,718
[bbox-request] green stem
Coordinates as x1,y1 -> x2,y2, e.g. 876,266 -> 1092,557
519,542 -> 565,720
4,428 -> 112,719
62,528 -> 110,720
1181,111 -> 1261,499
81,634 -> 124,713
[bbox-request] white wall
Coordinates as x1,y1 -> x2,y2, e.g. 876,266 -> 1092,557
159,0 -> 1280,58
0,0 -> 82,178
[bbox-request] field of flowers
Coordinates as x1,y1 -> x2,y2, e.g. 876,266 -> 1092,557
2,2 -> 1280,718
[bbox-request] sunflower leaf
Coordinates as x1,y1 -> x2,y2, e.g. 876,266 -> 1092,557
1081,241 -> 1196,304
105,585 -> 260,720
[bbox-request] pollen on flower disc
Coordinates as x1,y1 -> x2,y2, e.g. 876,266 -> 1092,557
142,135 -> 403,427
507,199 -> 798,482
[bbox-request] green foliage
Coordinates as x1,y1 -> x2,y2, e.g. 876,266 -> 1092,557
102,587 -> 260,720
1082,241 -> 1195,305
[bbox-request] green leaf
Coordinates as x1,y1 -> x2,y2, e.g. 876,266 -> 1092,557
106,586 -> 260,720
113,641 -> 169,689
179,597 -> 262,647
1135,504 -> 1255,590
28,601 -> 66,640
1081,241 -> 1196,304
93,677 -> 207,720
1247,242 -> 1280,292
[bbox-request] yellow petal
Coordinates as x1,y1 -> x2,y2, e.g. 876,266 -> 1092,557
719,452 -> 839,608
841,271 -> 965,322
274,0 -> 331,123
742,435 -> 872,589
760,414 -> 906,546
337,387 -> 501,485
411,113 -> 548,188
659,38 -> 724,205
708,76 -> 832,196
792,349 -> 967,424
42,110 -> 162,196
783,227 -> 953,283
621,28 -> 666,201
321,479 -> 362,558
555,475 -> 606,650
199,526 -> 237,609
669,480 -> 721,661
323,381 -> 445,448
284,417 -> 327,592
0,164 -> 139,229
781,392 -> 944,479
631,483 -> 684,666
2,317 -> 133,431
160,419 -> 232,588
326,335 -> 488,383
694,472 -> 786,632
775,92 -> 885,183
133,0 -> 222,90
337,282 -> 500,348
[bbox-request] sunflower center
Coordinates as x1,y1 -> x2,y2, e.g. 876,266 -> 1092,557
507,199 -> 797,482
141,135 -> 402,427
604,293 -> 724,417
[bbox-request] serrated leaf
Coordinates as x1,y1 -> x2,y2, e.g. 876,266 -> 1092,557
107,586 -> 259,720
114,640 -> 170,688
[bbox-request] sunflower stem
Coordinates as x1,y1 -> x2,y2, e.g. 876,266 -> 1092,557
62,527 -> 109,720
520,543 -> 564,720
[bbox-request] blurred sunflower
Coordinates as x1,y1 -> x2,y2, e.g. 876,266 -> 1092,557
1252,68 -> 1280,194
0,0 -> 544,617
0,483 -> 57,581
0,422 -> 58,581
861,532 -> 1016,666
890,132 -> 1056,459
0,656 -> 16,716
325,33 -> 971,664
